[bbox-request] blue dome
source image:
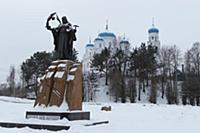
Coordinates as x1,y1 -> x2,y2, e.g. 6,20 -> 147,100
86,44 -> 94,47
148,28 -> 159,33
120,40 -> 129,44
94,37 -> 104,42
98,32 -> 116,38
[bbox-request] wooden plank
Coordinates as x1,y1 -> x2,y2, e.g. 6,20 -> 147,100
84,121 -> 109,126
0,122 -> 70,131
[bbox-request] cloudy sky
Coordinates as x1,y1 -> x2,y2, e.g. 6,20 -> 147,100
0,0 -> 200,83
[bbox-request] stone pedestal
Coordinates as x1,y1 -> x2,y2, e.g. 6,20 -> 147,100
31,60 -> 89,121
34,60 -> 83,111
26,111 -> 90,121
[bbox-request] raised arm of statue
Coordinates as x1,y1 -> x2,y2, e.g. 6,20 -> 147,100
46,12 -> 61,31
56,14 -> 61,24
46,19 -> 52,30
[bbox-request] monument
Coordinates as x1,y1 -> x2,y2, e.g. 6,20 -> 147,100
26,12 -> 90,121
45,12 -> 79,60
0,13 -> 108,131
0,13 -> 90,131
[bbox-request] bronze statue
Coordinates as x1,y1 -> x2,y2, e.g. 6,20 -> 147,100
46,12 -> 78,60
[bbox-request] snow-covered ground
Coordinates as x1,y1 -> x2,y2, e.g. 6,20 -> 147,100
0,96 -> 200,133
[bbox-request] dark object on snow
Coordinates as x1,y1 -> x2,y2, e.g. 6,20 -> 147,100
101,106 -> 112,111
46,12 -> 78,60
84,121 -> 109,126
0,122 -> 70,131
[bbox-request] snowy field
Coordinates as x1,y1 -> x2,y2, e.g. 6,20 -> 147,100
0,96 -> 200,133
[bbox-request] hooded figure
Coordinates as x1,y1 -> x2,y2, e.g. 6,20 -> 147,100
46,13 -> 77,60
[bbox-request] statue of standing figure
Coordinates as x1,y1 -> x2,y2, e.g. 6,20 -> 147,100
46,12 -> 78,60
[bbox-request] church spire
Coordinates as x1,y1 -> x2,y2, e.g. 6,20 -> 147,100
105,19 -> 109,30
152,17 -> 155,27
123,33 -> 126,40
89,36 -> 91,44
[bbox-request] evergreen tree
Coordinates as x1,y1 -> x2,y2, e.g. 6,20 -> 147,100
130,48 -> 140,100
109,68 -> 121,102
149,75 -> 157,104
146,44 -> 158,103
71,48 -> 79,62
21,51 -> 54,96
128,77 -> 137,103
129,43 -> 157,103
91,48 -> 110,85
109,49 -> 129,103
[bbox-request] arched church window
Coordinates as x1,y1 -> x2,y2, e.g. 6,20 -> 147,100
125,46 -> 128,50
109,42 -> 112,48
155,37 -> 158,41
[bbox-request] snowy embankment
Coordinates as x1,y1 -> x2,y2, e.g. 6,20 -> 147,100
0,96 -> 200,133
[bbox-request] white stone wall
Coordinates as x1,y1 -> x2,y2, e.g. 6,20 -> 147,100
82,46 -> 94,73
120,42 -> 130,55
101,36 -> 117,55
94,40 -> 105,54
148,32 -> 160,49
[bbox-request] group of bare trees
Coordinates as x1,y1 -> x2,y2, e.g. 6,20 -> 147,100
158,45 -> 181,104
0,51 -> 54,98
0,65 -> 22,97
90,42 -> 200,105
0,50 -> 78,98
91,43 -> 159,103
182,42 -> 200,105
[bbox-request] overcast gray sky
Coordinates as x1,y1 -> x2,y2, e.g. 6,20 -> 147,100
0,0 -> 200,83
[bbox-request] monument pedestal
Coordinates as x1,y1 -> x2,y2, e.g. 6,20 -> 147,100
26,111 -> 90,121
31,60 -> 90,121
35,60 -> 83,110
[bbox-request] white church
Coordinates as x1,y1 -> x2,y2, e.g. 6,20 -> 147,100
82,22 -> 160,74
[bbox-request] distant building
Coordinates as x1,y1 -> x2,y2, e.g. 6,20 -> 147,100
82,21 -> 161,74
0,83 -> 8,90
147,22 -> 160,50
82,23 -> 130,74
82,41 -> 95,73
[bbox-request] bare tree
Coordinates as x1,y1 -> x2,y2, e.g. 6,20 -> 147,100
109,49 -> 128,103
182,42 -> 200,106
159,45 -> 181,104
171,45 -> 181,104
128,77 -> 137,103
7,65 -> 16,96
91,48 -> 111,85
159,46 -> 170,99
109,68 -> 121,102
